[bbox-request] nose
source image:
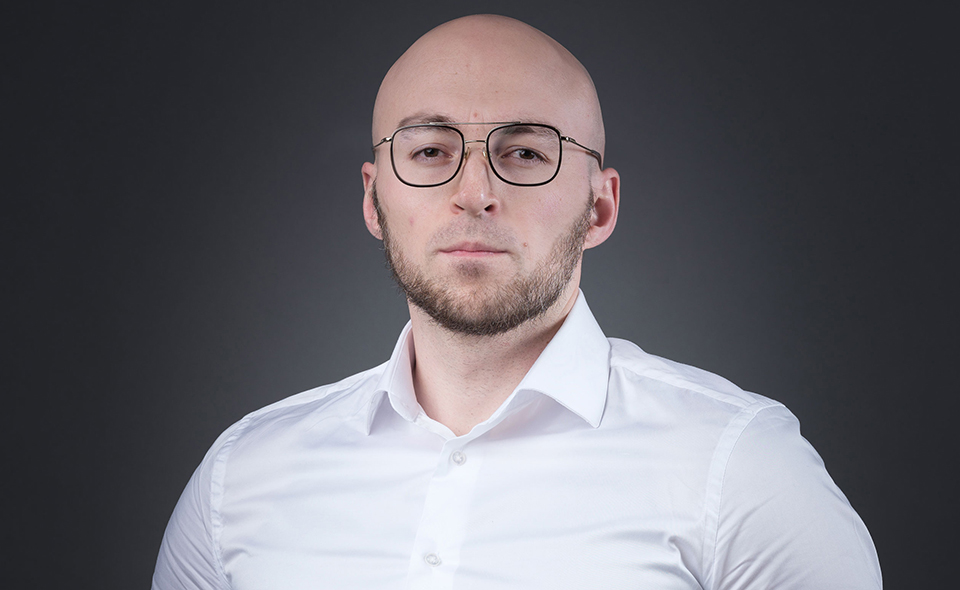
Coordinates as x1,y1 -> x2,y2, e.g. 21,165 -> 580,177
450,139 -> 499,216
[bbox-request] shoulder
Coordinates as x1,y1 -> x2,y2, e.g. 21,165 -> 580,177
206,362 -> 387,464
153,363 -> 389,587
606,337 -> 783,419
601,337 -> 801,501
602,336 -> 803,486
603,340 -> 880,588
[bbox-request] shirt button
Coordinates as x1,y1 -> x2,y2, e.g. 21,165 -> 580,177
424,553 -> 442,567
451,451 -> 466,465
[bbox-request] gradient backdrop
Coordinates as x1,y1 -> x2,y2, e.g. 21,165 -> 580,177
5,1 -> 956,588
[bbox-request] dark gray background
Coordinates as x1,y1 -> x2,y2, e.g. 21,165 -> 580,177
5,1 -> 956,587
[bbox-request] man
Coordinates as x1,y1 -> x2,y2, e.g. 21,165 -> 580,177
154,15 -> 881,589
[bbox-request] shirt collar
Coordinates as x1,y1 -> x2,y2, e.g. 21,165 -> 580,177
360,291 -> 610,434
511,291 -> 610,428
362,322 -> 419,434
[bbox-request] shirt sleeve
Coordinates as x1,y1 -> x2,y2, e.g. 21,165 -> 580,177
152,424 -> 241,590
709,404 -> 882,590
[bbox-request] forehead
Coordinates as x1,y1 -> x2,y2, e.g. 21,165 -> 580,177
373,29 -> 595,139
384,63 -> 572,126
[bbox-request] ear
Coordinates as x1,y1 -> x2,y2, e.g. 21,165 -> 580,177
583,166 -> 620,250
361,161 -> 382,240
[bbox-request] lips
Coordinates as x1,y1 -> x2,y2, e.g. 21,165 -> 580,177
439,241 -> 508,256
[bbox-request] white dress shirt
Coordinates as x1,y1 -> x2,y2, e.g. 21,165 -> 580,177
154,293 -> 881,589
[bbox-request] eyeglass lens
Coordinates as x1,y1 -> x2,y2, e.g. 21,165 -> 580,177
391,125 -> 561,187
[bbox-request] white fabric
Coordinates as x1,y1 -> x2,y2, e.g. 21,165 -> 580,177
154,293 -> 881,589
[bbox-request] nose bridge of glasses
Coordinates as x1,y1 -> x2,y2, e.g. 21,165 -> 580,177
462,138 -> 489,161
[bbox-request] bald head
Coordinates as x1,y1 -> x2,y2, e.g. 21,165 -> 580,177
372,15 -> 605,158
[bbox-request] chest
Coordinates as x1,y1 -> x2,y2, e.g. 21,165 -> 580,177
218,423 -> 711,589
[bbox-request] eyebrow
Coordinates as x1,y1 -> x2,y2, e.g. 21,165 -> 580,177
395,113 -> 458,128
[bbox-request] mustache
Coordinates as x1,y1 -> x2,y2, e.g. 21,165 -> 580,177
371,183 -> 517,248
427,221 -> 518,251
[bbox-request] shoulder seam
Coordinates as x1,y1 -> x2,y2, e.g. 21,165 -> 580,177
208,414 -> 253,589
607,339 -> 758,409
610,361 -> 756,411
701,401 -> 782,590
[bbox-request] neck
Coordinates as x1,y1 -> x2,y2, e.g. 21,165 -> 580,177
408,284 -> 579,436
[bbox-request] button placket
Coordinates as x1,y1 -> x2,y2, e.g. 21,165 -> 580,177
405,442 -> 484,589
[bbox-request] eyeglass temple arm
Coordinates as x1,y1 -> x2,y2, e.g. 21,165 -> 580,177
561,136 -> 603,169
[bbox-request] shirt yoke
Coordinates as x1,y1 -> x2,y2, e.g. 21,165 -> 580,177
607,337 -> 783,415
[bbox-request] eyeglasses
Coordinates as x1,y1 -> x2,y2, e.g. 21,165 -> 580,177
372,121 -> 603,188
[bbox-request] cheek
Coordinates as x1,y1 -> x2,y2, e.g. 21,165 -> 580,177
386,201 -> 435,254
377,183 -> 432,246
523,192 -> 571,243
530,187 -> 577,221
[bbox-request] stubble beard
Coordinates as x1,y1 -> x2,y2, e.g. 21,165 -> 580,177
373,186 -> 594,337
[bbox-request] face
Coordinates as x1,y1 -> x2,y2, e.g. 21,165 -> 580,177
362,16 -> 619,336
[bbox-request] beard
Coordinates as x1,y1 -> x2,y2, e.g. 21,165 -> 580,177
373,186 -> 594,336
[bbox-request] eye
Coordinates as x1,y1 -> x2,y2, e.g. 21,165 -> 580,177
418,147 -> 442,159
514,148 -> 541,161
501,146 -> 549,165
409,144 -> 456,165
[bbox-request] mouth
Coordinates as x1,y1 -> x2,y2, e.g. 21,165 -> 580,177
438,241 -> 509,257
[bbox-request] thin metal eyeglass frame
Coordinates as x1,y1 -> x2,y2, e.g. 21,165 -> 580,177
371,121 -> 603,188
